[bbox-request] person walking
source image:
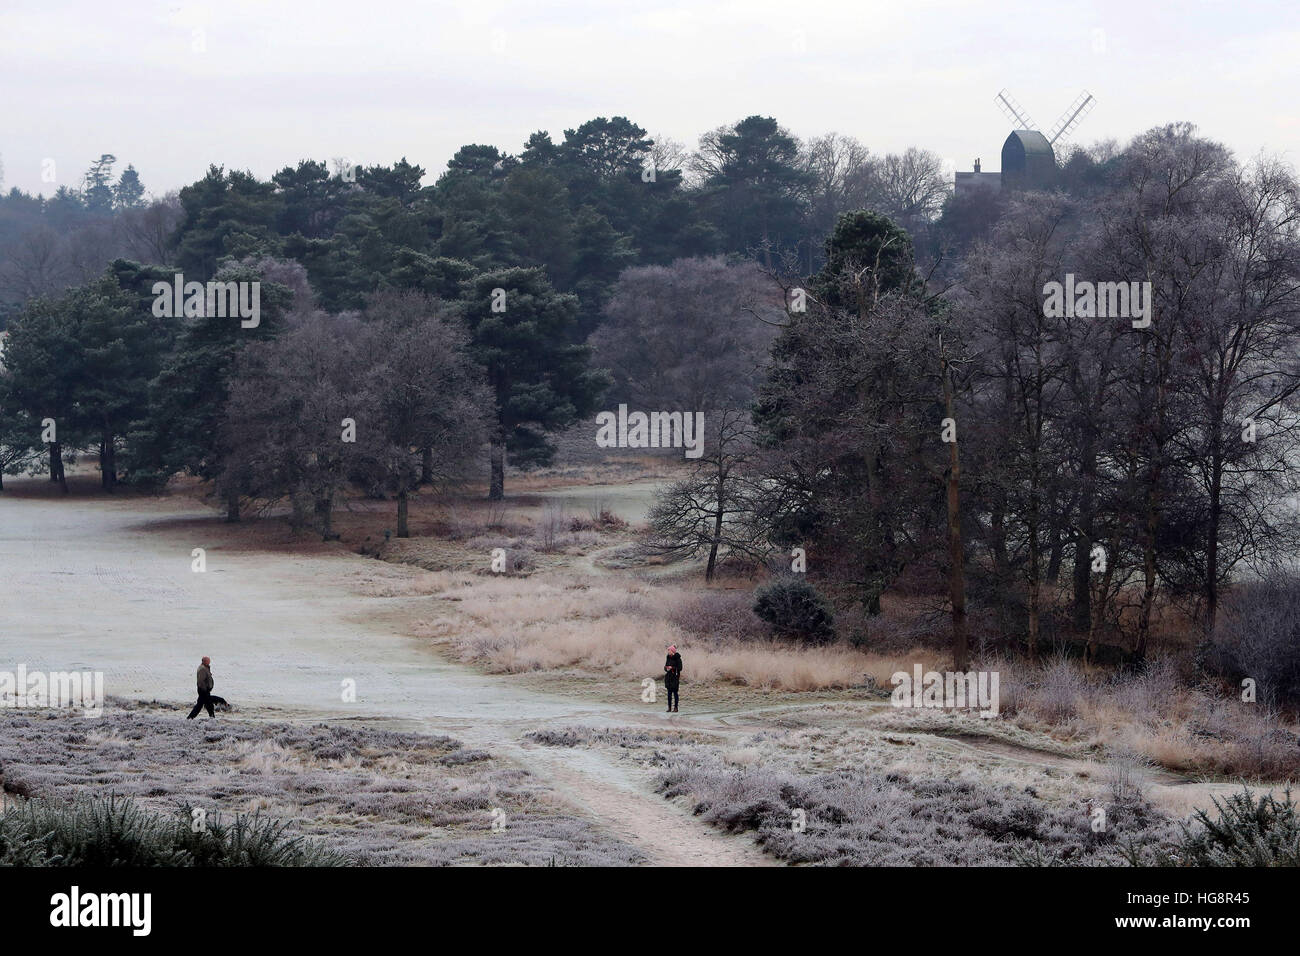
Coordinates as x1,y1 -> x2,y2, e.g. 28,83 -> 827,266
187,656 -> 217,719
663,644 -> 683,713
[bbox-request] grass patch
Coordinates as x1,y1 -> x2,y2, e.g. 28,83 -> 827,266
0,795 -> 345,866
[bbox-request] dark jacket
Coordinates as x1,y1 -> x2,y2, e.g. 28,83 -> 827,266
664,653 -> 683,690
197,664 -> 214,693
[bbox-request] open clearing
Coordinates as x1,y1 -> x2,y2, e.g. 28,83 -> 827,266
0,486 -> 772,865
0,483 -> 1286,864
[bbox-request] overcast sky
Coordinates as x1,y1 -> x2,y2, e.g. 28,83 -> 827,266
3,0 -> 1297,197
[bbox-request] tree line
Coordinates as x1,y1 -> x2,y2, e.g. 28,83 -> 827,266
0,113 -> 964,513
649,123 -> 1300,665
0,115 -> 980,326
3,118 -> 1295,669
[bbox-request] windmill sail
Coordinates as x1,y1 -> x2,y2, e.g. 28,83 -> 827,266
1048,91 -> 1095,147
994,89 -> 1037,131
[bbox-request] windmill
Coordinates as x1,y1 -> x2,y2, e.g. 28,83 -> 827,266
993,88 -> 1095,188
996,88 -> 1095,149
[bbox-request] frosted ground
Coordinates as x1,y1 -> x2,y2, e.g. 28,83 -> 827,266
0,486 -> 1286,865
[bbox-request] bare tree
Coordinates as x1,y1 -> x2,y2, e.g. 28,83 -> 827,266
0,227 -> 72,301
862,148 -> 951,233
117,194 -> 183,265
963,194 -> 1077,659
66,221 -> 126,283
1101,123 -> 1235,656
800,133 -> 872,270
220,312 -> 368,538
647,409 -> 770,581
354,291 -> 491,537
1169,156 -> 1300,634
648,134 -> 690,180
591,256 -> 782,416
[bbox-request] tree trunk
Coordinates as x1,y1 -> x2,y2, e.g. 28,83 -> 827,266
489,434 -> 505,501
420,446 -> 434,487
1136,417 -> 1165,661
857,333 -> 893,616
1026,453 -> 1042,662
942,359 -> 968,672
397,487 -> 409,539
1027,529 -> 1041,662
1045,522 -> 1063,584
48,441 -> 67,494
862,442 -> 893,612
990,503 -> 1009,580
1135,334 -> 1169,662
1072,442 -> 1097,632
1072,532 -> 1092,633
100,431 -> 116,490
946,429 -> 967,671
1135,497 -> 1158,661
1086,527 -> 1121,664
1205,432 -> 1223,640
225,491 -> 240,523
315,496 -> 334,539
705,468 -> 725,583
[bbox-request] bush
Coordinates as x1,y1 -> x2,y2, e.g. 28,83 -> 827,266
1176,789 -> 1300,866
507,548 -> 537,574
1205,577 -> 1300,707
0,795 -> 347,866
752,578 -> 836,645
1029,656 -> 1087,724
665,591 -> 768,642
836,602 -> 949,652
657,757 -> 1179,866
536,502 -> 566,552
596,509 -> 628,531
1129,788 -> 1300,866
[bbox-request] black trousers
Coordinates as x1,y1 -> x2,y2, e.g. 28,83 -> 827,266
187,689 -> 214,719
666,687 -> 679,709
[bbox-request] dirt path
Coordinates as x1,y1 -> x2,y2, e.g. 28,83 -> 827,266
937,730 -> 1283,816
0,490 -> 767,866
504,741 -> 775,866
696,702 -> 1279,819
568,538 -> 701,580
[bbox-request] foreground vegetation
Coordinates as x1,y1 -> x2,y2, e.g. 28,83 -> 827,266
1128,789 -> 1300,867
526,723 -> 1300,866
0,706 -> 645,866
0,795 -> 345,866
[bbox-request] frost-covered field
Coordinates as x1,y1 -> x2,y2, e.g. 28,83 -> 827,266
0,702 -> 644,866
2,487 -> 1294,868
525,722 -> 1184,865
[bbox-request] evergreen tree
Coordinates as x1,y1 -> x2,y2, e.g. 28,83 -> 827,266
113,165 -> 146,209
459,267 -> 609,498
82,154 -> 117,215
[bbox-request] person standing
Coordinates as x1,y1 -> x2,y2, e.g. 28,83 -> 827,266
187,656 -> 216,719
663,644 -> 683,713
